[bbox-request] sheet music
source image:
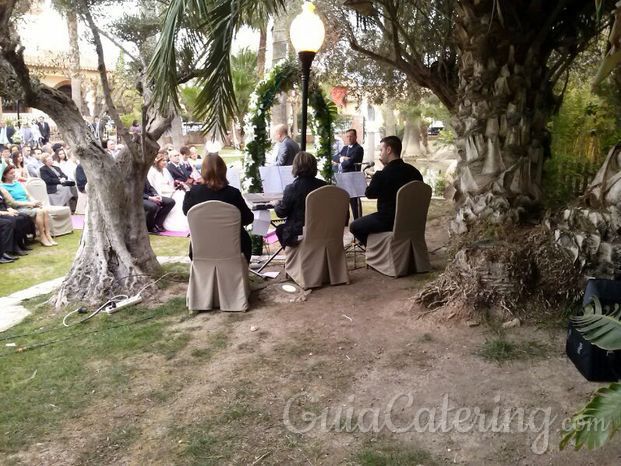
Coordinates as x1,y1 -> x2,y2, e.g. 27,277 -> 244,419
259,165 -> 295,193
251,209 -> 271,236
227,167 -> 241,191
335,172 -> 367,198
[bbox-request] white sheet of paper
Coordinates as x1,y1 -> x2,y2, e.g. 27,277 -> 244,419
251,209 -> 271,236
259,165 -> 295,193
227,167 -> 241,191
335,172 -> 367,198
278,166 -> 295,190
259,166 -> 282,193
261,271 -> 280,279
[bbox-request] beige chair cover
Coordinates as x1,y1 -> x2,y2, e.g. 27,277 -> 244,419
366,181 -> 432,277
186,201 -> 250,312
75,190 -> 88,215
285,185 -> 350,289
25,178 -> 73,237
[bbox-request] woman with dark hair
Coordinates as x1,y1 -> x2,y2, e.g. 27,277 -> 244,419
11,152 -> 28,181
182,154 -> 254,262
0,186 -> 35,256
274,151 -> 326,247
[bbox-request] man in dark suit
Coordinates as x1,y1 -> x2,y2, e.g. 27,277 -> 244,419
166,150 -> 192,187
273,124 -> 300,166
349,136 -> 423,245
143,179 -> 175,233
338,128 -> 365,219
37,116 -> 51,145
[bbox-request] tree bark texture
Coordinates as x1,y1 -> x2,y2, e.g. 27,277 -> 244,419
450,1 -> 556,234
257,28 -> 267,79
402,118 -> 422,157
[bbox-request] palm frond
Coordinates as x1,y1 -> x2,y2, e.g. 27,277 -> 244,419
572,297 -> 621,351
148,0 -> 209,112
561,382 -> 621,450
149,0 -> 285,137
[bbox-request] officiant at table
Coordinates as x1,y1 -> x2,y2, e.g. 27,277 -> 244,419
273,152 -> 326,248
337,129 -> 364,219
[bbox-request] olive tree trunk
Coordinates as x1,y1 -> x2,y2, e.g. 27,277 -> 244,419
1,1 -> 173,306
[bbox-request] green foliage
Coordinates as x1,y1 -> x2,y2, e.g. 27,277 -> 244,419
232,48 -> 259,129
562,296 -> 621,450
545,80 -> 621,208
561,383 -> 621,450
476,338 -> 549,364
180,85 -> 200,121
571,296 -> 621,351
309,84 -> 337,181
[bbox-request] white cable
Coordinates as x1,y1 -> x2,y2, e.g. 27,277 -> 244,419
62,294 -> 128,327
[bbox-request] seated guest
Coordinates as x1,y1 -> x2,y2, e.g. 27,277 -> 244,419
349,136 -> 423,246
0,216 -> 19,263
54,148 -> 77,181
1,165 -> 56,246
167,150 -> 192,188
143,179 -> 175,233
11,151 -> 29,181
273,151 -> 326,247
0,190 -> 35,256
182,154 -> 254,262
147,153 -> 175,197
179,146 -> 201,183
24,147 -> 43,178
39,155 -> 78,211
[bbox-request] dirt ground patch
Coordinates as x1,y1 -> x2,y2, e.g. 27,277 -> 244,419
7,202 -> 621,465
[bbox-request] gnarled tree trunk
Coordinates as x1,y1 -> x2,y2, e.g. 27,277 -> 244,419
450,1 -> 554,234
1,1 -> 173,306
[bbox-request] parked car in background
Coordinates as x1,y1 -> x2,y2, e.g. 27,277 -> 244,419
428,120 -> 445,136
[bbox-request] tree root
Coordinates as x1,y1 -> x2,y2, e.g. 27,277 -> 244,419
417,225 -> 584,319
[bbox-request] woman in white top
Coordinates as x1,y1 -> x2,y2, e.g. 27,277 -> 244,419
54,148 -> 78,181
147,154 -> 175,197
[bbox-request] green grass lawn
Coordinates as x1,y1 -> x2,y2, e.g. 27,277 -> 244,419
0,232 -> 189,298
0,294 -> 191,455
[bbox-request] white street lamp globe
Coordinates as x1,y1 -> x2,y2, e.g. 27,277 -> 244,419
290,2 -> 325,53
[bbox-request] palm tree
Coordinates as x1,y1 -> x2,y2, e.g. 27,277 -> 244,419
231,47 -> 259,144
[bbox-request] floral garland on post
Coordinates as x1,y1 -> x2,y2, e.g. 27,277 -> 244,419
309,84 -> 337,181
242,60 -> 335,192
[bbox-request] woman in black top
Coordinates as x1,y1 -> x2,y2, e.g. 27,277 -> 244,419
39,155 -> 78,210
274,151 -> 326,247
183,154 -> 254,262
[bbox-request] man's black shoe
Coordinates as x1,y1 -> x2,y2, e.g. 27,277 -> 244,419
0,256 -> 15,264
11,249 -> 28,256
2,253 -> 18,260
20,244 -> 33,251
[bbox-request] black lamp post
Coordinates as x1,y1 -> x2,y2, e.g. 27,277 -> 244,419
290,2 -> 325,151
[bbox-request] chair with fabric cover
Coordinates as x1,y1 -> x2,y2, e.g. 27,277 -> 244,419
186,200 -> 250,312
365,181 -> 432,277
74,190 -> 88,215
25,178 -> 73,237
285,185 -> 350,289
